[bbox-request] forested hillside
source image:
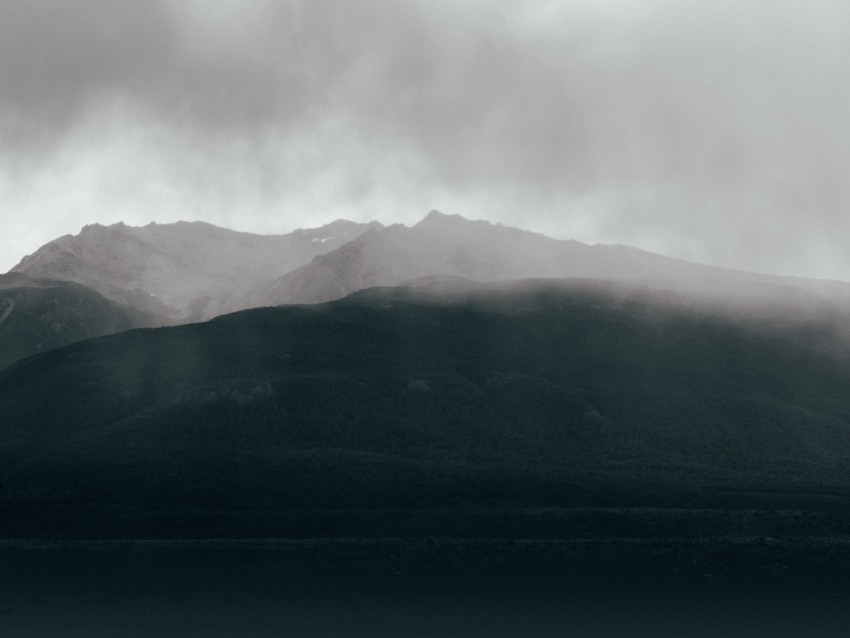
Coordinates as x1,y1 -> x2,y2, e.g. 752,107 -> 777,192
3,278 -> 850,537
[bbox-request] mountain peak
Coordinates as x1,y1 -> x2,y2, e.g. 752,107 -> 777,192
80,222 -> 111,234
12,218 -> 382,324
416,210 -> 473,228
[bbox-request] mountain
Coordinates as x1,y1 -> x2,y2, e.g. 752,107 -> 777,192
11,219 -> 382,324
3,278 -> 850,537
14,211 -> 849,323
0,273 -> 154,371
247,210 -> 850,308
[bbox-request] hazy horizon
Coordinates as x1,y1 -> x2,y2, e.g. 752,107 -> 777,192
3,1 -> 850,281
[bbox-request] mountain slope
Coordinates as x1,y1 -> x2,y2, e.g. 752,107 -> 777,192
14,211 -> 848,324
3,278 -> 850,536
11,219 -> 382,323
250,210 -> 839,307
0,273 -> 154,371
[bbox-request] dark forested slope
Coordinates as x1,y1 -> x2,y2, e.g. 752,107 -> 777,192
0,273 -> 154,371
2,278 -> 850,537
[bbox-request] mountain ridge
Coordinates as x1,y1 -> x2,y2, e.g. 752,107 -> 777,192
248,210 -> 850,308
11,218 -> 383,324
9,209 -> 850,368
0,272 -> 155,371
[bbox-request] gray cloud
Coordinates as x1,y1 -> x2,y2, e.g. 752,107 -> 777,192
0,0 -> 176,149
2,0 -> 850,280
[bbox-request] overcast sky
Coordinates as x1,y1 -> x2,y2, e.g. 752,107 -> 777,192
2,0 -> 849,280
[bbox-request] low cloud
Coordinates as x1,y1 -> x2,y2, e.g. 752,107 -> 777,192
2,0 -> 850,280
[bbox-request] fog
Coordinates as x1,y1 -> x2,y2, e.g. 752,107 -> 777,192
2,1 -> 849,281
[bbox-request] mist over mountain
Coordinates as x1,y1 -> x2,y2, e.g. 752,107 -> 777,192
0,273 -> 153,371
11,219 -> 382,324
241,210 -> 850,309
11,211 -> 850,328
7,209 -> 850,380
3,278 -> 850,538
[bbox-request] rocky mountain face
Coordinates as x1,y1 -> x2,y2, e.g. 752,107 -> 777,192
0,273 -> 153,370
247,210 -> 849,308
8,210 -> 850,373
13,210 -> 850,323
11,219 -> 382,324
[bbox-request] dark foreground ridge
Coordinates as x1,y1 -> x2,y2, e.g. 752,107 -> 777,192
0,273 -> 154,370
2,278 -> 850,540
4,278 -> 850,636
